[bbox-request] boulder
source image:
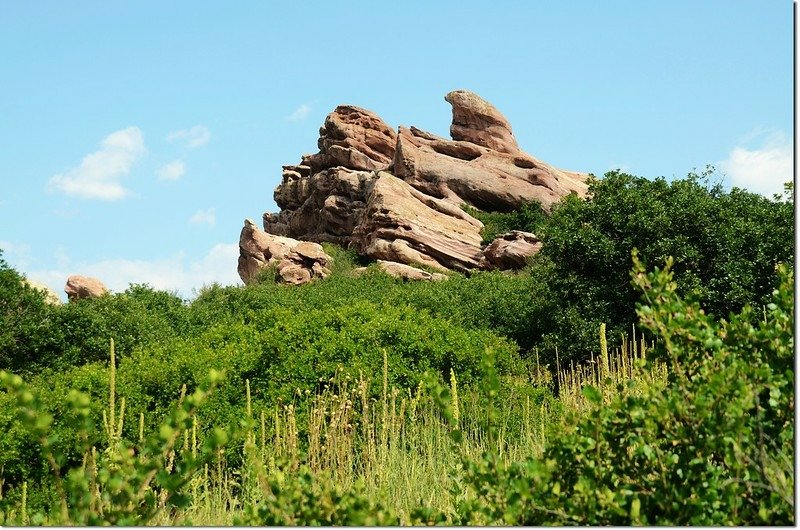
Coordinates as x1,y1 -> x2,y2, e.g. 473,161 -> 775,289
352,172 -> 484,272
482,231 -> 542,270
24,278 -> 62,305
376,260 -> 448,281
65,275 -> 108,301
237,219 -> 331,285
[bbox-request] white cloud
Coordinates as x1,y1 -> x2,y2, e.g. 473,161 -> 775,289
46,126 -> 145,200
189,207 -> 216,226
157,160 -> 186,181
22,243 -> 242,301
166,125 -> 211,148
719,130 -> 793,197
286,103 -> 312,122
0,240 -> 32,269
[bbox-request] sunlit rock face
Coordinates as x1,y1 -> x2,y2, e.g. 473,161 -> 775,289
254,90 -> 588,274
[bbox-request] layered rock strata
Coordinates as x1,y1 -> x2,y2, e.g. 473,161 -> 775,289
247,90 -> 588,278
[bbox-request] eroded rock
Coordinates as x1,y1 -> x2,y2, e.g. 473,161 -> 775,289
393,91 -> 589,212
265,167 -> 374,244
445,89 -> 519,154
352,172 -> 484,272
300,105 -> 396,174
376,260 -> 448,281
238,219 -> 331,285
65,275 -> 109,301
481,230 -> 542,270
255,90 -> 589,276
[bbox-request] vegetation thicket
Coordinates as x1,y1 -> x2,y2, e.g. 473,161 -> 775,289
0,169 -> 793,525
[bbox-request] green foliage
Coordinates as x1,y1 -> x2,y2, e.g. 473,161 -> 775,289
0,361 -> 229,525
464,201 -> 548,244
451,256 -> 794,525
528,169 -> 793,365
117,300 -> 522,440
237,462 -> 401,526
0,251 -> 57,373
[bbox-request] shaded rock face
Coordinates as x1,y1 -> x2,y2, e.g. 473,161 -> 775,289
238,219 -> 332,285
265,167 -> 374,244
481,231 -> 542,270
65,275 -> 108,301
257,90 -> 588,275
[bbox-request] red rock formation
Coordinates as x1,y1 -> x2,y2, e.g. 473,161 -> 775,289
238,219 -> 332,285
252,90 -> 589,276
65,275 -> 108,301
352,172 -> 485,272
481,231 -> 543,270
444,89 -> 519,154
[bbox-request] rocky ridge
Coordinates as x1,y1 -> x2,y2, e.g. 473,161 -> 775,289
243,90 -> 589,283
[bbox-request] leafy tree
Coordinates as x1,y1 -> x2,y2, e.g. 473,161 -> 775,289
0,250 -> 59,373
528,169 -> 793,365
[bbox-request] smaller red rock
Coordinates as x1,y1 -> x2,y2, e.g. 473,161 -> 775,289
65,275 -> 109,301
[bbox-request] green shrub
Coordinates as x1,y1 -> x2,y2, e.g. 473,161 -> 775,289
464,200 -> 548,244
452,256 -> 794,525
0,251 -> 59,373
528,169 -> 793,365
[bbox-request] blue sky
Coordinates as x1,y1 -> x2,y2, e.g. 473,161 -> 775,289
0,0 -> 793,300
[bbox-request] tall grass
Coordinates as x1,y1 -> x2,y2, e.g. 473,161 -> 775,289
0,325 -> 667,525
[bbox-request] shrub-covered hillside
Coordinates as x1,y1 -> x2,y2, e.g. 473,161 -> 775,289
0,170 -> 793,525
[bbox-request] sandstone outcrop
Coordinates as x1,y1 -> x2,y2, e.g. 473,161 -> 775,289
393,91 -> 588,212
65,275 -> 108,301
264,167 -> 374,244
445,89 -> 519,154
482,231 -> 542,270
376,260 -> 448,281
238,219 -> 332,285
352,172 -> 484,272
251,90 -> 588,278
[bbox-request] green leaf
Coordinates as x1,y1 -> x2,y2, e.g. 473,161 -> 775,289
582,385 -> 602,404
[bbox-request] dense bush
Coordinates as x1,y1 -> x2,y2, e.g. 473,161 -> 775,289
460,256 -> 794,526
464,201 -> 548,244
526,170 -> 793,365
0,251 -> 57,373
451,257 -> 794,525
120,300 -> 523,431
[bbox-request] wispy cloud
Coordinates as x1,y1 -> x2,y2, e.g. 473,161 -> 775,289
157,160 -> 186,181
166,125 -> 211,148
719,129 -> 792,197
189,207 -> 216,226
0,240 -> 32,269
46,126 -> 145,200
286,103 -> 312,122
20,243 -> 241,301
